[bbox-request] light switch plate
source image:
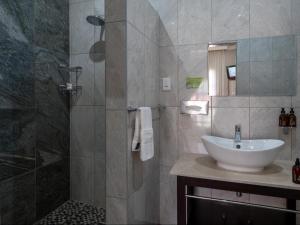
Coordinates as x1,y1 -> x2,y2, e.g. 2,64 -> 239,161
162,77 -> 171,91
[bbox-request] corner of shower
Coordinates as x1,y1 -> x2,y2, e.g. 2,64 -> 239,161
0,0 -> 107,224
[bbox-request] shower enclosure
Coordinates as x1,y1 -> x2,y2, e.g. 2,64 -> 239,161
0,0 -> 106,224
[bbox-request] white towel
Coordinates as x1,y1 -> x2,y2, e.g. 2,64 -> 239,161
131,107 -> 154,161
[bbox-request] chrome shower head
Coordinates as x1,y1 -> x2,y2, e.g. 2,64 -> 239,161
86,15 -> 105,26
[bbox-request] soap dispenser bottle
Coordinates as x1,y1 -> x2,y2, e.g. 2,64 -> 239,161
292,158 -> 300,184
279,108 -> 288,127
289,108 -> 297,127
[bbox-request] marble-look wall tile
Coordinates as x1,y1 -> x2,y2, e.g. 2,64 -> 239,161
160,165 -> 177,225
127,23 -> 145,108
292,0 -> 300,35
145,39 -> 159,107
160,46 -> 178,106
250,108 -> 292,160
95,106 -> 105,158
106,197 -> 127,224
127,0 -> 146,33
212,97 -> 249,108
156,0 -> 178,46
292,36 -> 300,107
70,0 -> 95,54
70,156 -> 94,204
178,0 -> 211,45
250,0 -> 292,38
105,0 -> 126,23
94,59 -> 105,106
160,107 -> 178,166
70,54 -> 95,106
106,110 -> 127,198
144,0 -> 159,44
71,106 -> 95,157
106,22 -> 126,109
94,156 -> 106,210
36,159 -> 69,219
178,44 -> 208,102
212,0 -> 249,42
0,109 -> 36,170
0,172 -> 35,225
250,96 -> 292,108
292,108 -> 300,160
178,112 -> 211,155
212,108 -> 250,139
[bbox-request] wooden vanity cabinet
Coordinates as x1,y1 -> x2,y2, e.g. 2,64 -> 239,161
178,176 -> 299,225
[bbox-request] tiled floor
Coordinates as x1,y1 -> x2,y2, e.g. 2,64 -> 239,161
35,200 -> 105,225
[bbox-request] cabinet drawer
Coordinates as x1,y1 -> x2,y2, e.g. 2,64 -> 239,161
211,189 -> 249,203
250,194 -> 286,209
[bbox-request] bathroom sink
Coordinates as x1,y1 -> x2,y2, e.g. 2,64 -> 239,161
201,135 -> 285,172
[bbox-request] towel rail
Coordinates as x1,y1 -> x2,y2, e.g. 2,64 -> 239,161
127,105 -> 165,112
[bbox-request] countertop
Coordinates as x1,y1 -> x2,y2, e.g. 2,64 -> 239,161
170,153 -> 300,191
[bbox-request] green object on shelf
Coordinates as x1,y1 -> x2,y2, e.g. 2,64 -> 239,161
186,77 -> 204,89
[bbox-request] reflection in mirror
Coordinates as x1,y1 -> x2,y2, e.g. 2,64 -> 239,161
208,35 -> 297,97
208,43 -> 237,96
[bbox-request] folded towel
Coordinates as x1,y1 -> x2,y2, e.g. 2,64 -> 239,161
131,107 -> 154,161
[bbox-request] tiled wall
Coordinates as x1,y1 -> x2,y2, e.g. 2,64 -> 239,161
126,1 -> 160,223
0,0 -> 70,224
105,0 -> 160,224
155,0 -> 300,224
69,0 -> 106,211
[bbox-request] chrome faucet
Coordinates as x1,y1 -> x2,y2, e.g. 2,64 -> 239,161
234,125 -> 241,143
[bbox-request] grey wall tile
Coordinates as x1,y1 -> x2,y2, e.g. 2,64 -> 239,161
212,0 -> 250,42
250,97 -> 292,108
71,106 -> 95,157
145,1 -> 160,44
94,156 -> 106,209
178,0 -> 211,45
250,108 -> 292,160
105,0 -> 126,22
156,0 -> 178,46
106,197 -> 127,224
95,106 -> 105,158
160,107 -> 178,166
106,22 -> 126,109
292,0 -> 300,35
212,108 -> 250,139
250,0 -> 292,38
160,165 -> 177,225
212,96 -> 249,108
70,156 -> 94,204
127,0 -> 146,33
106,110 -> 127,198
178,112 -> 211,155
292,108 -> 300,160
70,54 -> 95,106
70,0 -> 95,54
160,46 -> 178,106
127,23 -> 145,108
145,40 -> 160,107
94,59 -> 105,106
178,44 -> 208,102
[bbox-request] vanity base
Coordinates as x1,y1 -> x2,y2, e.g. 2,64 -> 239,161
177,176 -> 299,225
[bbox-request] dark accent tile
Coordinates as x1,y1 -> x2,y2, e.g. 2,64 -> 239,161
0,171 -> 36,225
0,163 -> 29,182
0,108 -> 36,170
36,159 -> 70,220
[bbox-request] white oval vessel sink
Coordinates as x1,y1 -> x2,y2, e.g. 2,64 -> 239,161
202,135 -> 285,172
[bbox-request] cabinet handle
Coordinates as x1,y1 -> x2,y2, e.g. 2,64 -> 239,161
221,213 -> 227,222
236,192 -> 242,197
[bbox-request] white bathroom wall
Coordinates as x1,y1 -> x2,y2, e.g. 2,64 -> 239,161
157,0 -> 300,224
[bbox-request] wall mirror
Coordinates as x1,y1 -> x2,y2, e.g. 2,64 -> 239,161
208,35 -> 297,97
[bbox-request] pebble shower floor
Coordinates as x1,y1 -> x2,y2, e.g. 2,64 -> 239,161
35,200 -> 105,225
